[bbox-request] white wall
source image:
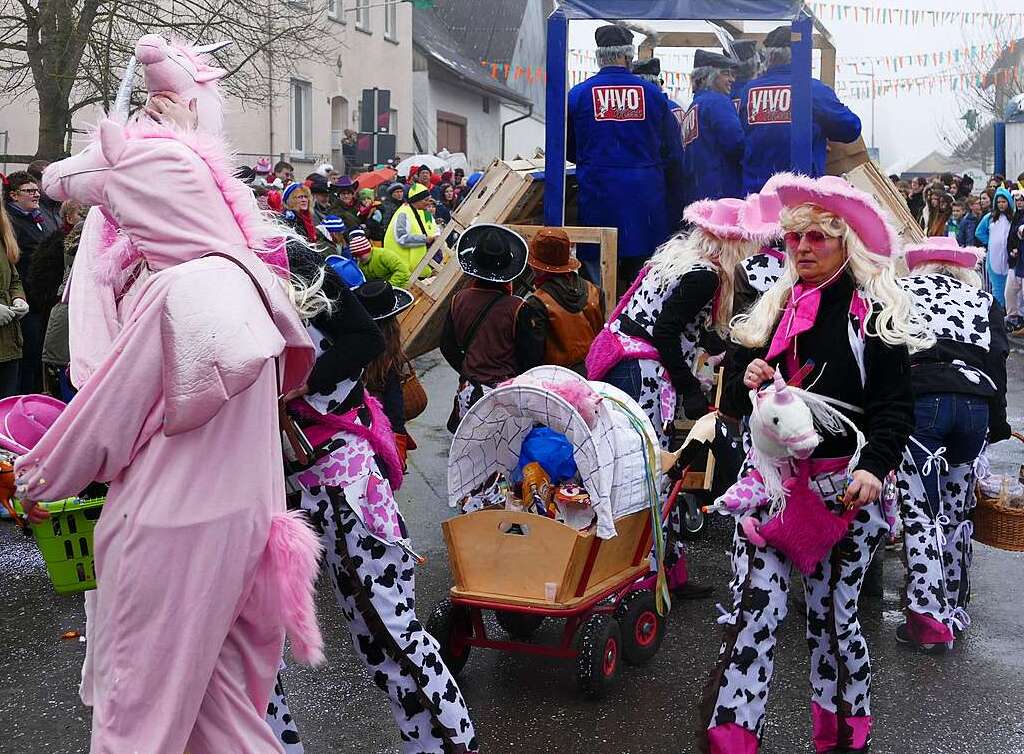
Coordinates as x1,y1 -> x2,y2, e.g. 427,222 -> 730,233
499,105 -> 545,161
419,73 -> 504,170
1006,123 -> 1024,183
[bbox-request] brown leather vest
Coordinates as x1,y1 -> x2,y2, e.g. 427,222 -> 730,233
532,282 -> 604,368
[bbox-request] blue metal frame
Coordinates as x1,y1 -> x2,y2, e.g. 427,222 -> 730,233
544,1 -> 812,227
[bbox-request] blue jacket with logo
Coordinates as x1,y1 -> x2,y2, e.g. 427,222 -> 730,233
739,64 -> 861,195
680,89 -> 745,206
568,66 -> 685,259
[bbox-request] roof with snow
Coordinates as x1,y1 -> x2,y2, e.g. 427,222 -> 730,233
413,3 -> 532,107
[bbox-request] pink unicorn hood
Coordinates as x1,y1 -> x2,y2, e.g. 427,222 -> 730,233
44,119 -> 313,434
135,34 -> 229,134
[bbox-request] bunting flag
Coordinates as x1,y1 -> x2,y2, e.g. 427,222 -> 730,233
808,2 -> 1024,27
834,62 -> 1024,100
836,42 -> 1008,73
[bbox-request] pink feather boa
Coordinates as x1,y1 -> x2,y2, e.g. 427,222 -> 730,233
289,393 -> 404,493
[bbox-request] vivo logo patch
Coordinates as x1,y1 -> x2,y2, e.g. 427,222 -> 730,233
747,85 -> 792,125
681,106 -> 699,145
592,85 -> 646,121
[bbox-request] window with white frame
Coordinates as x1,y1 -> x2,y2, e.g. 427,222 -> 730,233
290,79 -> 312,157
385,0 -> 397,39
327,0 -> 342,21
356,0 -> 371,30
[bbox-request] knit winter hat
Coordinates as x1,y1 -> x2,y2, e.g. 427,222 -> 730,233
407,184 -> 431,202
321,215 -> 347,234
254,157 -> 272,175
348,229 -> 372,257
282,182 -> 303,204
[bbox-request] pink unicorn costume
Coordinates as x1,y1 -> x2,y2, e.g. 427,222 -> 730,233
18,118 -> 321,754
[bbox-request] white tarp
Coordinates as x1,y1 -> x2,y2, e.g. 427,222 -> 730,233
447,366 -> 661,539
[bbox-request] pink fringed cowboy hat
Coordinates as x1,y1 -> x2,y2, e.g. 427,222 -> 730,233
0,394 -> 66,455
683,197 -> 748,240
904,236 -> 984,271
771,173 -> 900,256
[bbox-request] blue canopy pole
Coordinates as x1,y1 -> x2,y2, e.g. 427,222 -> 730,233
994,121 -> 1007,176
544,9 -> 569,227
789,12 -> 813,174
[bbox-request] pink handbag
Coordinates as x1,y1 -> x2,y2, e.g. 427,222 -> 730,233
752,464 -> 858,575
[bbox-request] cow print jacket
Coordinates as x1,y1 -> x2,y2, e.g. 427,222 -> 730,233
900,273 -> 1010,434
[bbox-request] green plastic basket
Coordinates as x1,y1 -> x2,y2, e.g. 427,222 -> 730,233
19,497 -> 105,594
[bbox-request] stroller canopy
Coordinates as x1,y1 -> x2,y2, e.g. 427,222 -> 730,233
447,366 -> 661,539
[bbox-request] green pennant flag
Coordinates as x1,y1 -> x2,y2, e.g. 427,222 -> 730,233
405,0 -> 436,7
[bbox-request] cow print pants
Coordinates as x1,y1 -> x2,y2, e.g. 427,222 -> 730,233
700,485 -> 888,752
896,450 -> 977,640
302,487 -> 477,754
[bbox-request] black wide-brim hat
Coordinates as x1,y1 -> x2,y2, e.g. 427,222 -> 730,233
457,223 -> 529,283
355,280 -> 414,320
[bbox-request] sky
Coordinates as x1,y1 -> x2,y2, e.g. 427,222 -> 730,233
566,0 -> 1020,173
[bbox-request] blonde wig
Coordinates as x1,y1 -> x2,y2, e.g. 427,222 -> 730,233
647,227 -> 759,335
731,204 -> 934,352
909,262 -> 983,290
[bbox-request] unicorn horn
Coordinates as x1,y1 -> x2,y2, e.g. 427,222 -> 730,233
772,367 -> 787,391
192,40 -> 233,55
112,55 -> 138,124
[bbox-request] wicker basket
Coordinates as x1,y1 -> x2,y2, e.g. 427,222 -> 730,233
972,432 -> 1024,552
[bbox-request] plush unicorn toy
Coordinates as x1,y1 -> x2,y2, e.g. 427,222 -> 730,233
714,369 -> 868,574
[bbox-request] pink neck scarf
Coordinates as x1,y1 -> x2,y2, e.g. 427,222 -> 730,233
766,265 -> 849,365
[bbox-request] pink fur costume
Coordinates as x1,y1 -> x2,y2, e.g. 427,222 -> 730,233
17,118 -> 320,754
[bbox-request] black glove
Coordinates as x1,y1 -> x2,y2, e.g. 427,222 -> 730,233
988,419 -> 1012,443
681,389 -> 710,421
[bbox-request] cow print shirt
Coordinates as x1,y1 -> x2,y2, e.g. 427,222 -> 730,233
900,273 -> 1009,406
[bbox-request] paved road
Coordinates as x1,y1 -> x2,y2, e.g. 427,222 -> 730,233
2,348 -> 1023,754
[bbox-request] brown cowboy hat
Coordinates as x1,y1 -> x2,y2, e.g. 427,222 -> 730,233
527,228 -> 579,274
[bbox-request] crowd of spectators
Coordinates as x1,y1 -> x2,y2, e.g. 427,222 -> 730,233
891,170 -> 1024,335
0,154 -> 486,402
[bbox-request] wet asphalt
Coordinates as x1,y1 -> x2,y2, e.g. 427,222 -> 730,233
1,348 -> 1023,754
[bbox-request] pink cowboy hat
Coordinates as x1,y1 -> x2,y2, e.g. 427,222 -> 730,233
683,197 -> 748,240
771,173 -> 899,257
0,394 -> 67,455
740,186 -> 784,241
904,236 -> 985,271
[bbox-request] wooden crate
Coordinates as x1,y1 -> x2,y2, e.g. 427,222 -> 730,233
442,508 -> 650,610
507,224 -> 619,318
399,158 -> 617,357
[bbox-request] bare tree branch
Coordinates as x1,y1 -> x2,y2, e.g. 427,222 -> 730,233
0,0 -> 340,157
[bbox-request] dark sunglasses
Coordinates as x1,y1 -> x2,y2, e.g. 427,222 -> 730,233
784,229 -> 830,251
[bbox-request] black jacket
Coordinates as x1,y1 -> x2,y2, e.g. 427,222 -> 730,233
901,273 -> 1010,440
6,201 -> 58,301
724,274 -> 914,481
287,244 -> 384,400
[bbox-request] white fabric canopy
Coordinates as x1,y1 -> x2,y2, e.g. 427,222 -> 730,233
447,366 -> 661,539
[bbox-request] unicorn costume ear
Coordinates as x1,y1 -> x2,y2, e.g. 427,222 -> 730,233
772,367 -> 787,391
99,120 -> 127,165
